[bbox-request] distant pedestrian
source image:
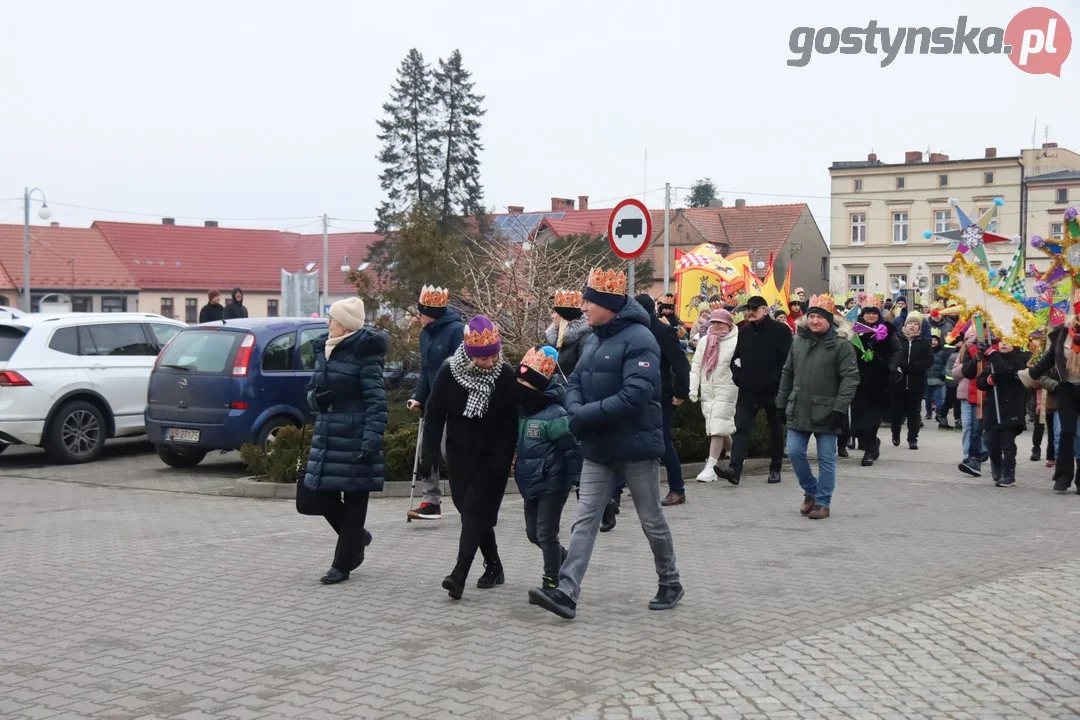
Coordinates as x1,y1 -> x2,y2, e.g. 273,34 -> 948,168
776,294 -> 859,520
223,287 -> 248,320
849,299 -> 897,467
198,289 -> 224,323
976,339 -> 1028,487
925,332 -> 948,420
956,328 -> 988,477
303,297 -> 388,585
545,290 -> 590,377
890,312 -> 933,450
1028,307 -> 1080,494
688,309 -> 738,483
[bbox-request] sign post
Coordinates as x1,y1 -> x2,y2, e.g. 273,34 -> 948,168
607,199 -> 653,296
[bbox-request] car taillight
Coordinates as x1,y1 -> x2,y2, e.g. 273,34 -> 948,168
0,371 -> 31,387
230,401 -> 249,410
232,334 -> 256,376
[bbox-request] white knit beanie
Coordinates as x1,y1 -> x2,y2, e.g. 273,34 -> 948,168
329,297 -> 366,332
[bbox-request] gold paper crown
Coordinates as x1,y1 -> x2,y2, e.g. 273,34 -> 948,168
587,268 -> 627,296
464,326 -> 501,348
808,293 -> 836,314
418,285 -> 449,308
861,296 -> 882,309
658,293 -> 676,304
520,347 -> 557,379
553,289 -> 583,309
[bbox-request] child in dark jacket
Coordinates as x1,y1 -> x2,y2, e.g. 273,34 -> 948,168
514,346 -> 582,589
975,340 -> 1029,487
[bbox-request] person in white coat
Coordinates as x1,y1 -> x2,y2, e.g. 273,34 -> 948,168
689,309 -> 739,481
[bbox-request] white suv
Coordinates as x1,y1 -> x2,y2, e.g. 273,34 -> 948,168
0,313 -> 185,463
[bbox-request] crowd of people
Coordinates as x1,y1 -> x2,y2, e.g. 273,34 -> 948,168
294,273 -> 1080,620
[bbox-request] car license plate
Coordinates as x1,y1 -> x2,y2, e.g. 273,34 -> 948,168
166,428 -> 200,443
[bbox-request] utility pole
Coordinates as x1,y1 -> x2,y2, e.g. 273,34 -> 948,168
321,213 -> 329,315
663,182 -> 671,294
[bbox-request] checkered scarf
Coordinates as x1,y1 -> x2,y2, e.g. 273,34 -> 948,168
448,344 -> 501,419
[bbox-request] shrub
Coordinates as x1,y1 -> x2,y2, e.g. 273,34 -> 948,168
240,424 -> 313,483
672,401 -> 772,461
383,422 -> 420,484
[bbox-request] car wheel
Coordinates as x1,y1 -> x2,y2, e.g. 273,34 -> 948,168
155,445 -> 207,469
259,417 -> 297,454
46,400 -> 106,464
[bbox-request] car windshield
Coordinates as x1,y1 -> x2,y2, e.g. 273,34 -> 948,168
0,326 -> 27,362
157,330 -> 242,374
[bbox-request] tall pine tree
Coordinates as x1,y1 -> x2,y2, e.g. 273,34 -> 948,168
432,50 -> 486,230
375,49 -> 438,233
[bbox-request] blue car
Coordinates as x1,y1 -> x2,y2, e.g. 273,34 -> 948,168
145,318 -> 328,468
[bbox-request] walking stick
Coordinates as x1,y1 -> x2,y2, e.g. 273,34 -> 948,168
406,416 -> 424,523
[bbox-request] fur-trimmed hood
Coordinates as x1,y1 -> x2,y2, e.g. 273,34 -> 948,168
545,316 -> 591,348
795,314 -> 853,340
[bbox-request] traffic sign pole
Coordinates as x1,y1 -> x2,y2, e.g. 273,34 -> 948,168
628,261 -> 635,295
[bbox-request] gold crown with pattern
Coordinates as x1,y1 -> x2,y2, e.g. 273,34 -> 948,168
861,295 -> 882,309
553,289 -> 583,308
464,326 -> 501,348
418,285 -> 449,308
520,347 -> 557,379
587,268 -> 627,296
808,293 -> 837,314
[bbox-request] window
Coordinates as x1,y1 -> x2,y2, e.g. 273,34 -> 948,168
160,297 -> 174,319
101,296 -> 127,313
262,332 -> 295,372
984,172 -> 994,184
892,211 -> 909,244
71,296 -> 93,313
185,298 -> 198,324
147,323 -> 181,349
938,174 -> 949,187
934,209 -> 953,234
849,213 -> 866,244
157,330 -> 243,374
1056,188 -> 1069,204
895,177 -> 905,189
299,328 -> 329,370
848,274 -> 865,292
820,257 -> 829,282
1051,223 -> 1064,240
0,295 -> 9,308
0,326 -> 26,361
853,178 -> 863,192
48,327 -> 82,355
932,273 -> 949,298
85,323 -> 156,356
267,299 -> 279,318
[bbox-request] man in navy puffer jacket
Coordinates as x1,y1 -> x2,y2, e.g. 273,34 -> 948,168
528,268 -> 683,620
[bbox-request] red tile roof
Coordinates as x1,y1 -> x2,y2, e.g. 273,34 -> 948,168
0,224 -> 138,291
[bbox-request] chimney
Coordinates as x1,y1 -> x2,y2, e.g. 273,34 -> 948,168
929,152 -> 949,163
867,152 -> 878,162
905,151 -> 923,163
734,198 -> 746,209
162,217 -> 176,225
1043,142 -> 1058,149
507,205 -> 524,215
577,195 -> 589,211
204,220 -> 218,228
985,147 -> 997,158
50,221 -> 59,227
550,197 -> 575,212
707,199 -> 725,209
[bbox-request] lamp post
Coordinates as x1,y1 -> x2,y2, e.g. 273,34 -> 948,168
23,187 -> 51,312
749,249 -> 767,278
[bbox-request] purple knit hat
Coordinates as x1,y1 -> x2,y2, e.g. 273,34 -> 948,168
463,315 -> 502,358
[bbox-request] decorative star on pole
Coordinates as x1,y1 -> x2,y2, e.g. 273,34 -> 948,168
924,197 -> 1011,267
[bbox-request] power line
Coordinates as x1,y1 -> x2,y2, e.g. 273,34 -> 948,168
47,200 -> 319,223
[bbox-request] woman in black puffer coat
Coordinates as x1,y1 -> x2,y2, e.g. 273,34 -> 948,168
304,297 -> 389,585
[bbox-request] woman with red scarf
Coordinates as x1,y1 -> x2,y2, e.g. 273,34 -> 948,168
688,310 -> 740,481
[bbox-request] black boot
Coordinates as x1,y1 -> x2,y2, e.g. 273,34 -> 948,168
477,560 -> 505,589
837,445 -> 849,458
847,436 -> 856,450
600,499 -> 617,532
861,448 -> 874,467
442,561 -> 469,600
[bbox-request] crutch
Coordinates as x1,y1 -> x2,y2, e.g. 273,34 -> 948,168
406,416 -> 424,523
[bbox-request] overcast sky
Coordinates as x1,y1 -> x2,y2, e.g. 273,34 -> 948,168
1,0 -> 1077,242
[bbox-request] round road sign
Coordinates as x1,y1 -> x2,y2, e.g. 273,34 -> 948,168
606,199 -> 653,260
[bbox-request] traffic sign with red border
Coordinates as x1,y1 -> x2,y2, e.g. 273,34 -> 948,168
606,199 -> 653,260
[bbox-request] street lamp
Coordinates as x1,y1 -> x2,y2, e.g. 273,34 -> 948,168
23,187 -> 51,312
749,249 -> 767,278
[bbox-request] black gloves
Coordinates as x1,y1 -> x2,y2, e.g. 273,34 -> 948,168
314,389 -> 334,411
830,411 -> 846,431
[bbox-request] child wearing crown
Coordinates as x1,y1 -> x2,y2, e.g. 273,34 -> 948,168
513,346 -> 582,590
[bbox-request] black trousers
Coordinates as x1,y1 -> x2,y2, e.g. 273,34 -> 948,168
985,427 -> 1021,478
890,387 -> 924,443
1031,410 -> 1056,460
730,398 -> 784,476
523,491 -> 570,579
1053,383 -> 1080,488
323,491 -> 370,572
450,470 -> 508,575
940,384 -> 961,421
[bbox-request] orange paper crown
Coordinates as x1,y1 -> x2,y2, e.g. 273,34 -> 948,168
861,295 -> 882,309
808,293 -> 836,314
520,347 -> 557,379
553,289 -> 583,309
418,285 -> 449,308
587,268 -> 627,296
464,326 -> 501,348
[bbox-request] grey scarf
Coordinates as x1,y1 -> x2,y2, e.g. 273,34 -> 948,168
448,344 -> 501,419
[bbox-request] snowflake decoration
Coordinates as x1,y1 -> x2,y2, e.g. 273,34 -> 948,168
962,225 -> 984,248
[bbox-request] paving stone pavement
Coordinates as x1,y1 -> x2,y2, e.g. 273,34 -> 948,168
1,427 -> 1079,719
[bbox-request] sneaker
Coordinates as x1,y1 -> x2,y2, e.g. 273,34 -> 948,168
767,470 -> 782,484
1031,448 -> 1041,462
808,505 -> 831,520
991,467 -> 1002,483
648,583 -> 684,611
995,478 -> 1016,487
925,412 -> 933,420
977,453 -> 990,463
696,458 -> 717,481
600,499 -> 617,532
541,575 -> 557,590
800,494 -> 814,516
476,562 -> 504,589
714,462 -> 740,485
408,502 -> 442,520
528,586 -> 577,619
958,458 -> 982,477
1054,481 -> 1070,494
661,491 -> 685,506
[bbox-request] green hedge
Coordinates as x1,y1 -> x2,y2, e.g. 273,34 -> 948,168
240,424 -> 313,483
672,400 -> 772,462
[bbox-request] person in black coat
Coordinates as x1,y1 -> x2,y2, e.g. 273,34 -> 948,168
420,315 -> 518,600
890,312 -> 935,449
223,287 -> 248,320
976,340 -> 1028,486
849,302 -> 899,466
198,289 -> 224,323
714,295 -> 793,485
303,297 -> 388,585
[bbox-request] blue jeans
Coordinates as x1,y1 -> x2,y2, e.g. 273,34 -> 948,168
662,401 -> 684,495
960,400 -> 986,463
787,430 -> 837,508
1052,411 -> 1080,459
925,385 -> 944,416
